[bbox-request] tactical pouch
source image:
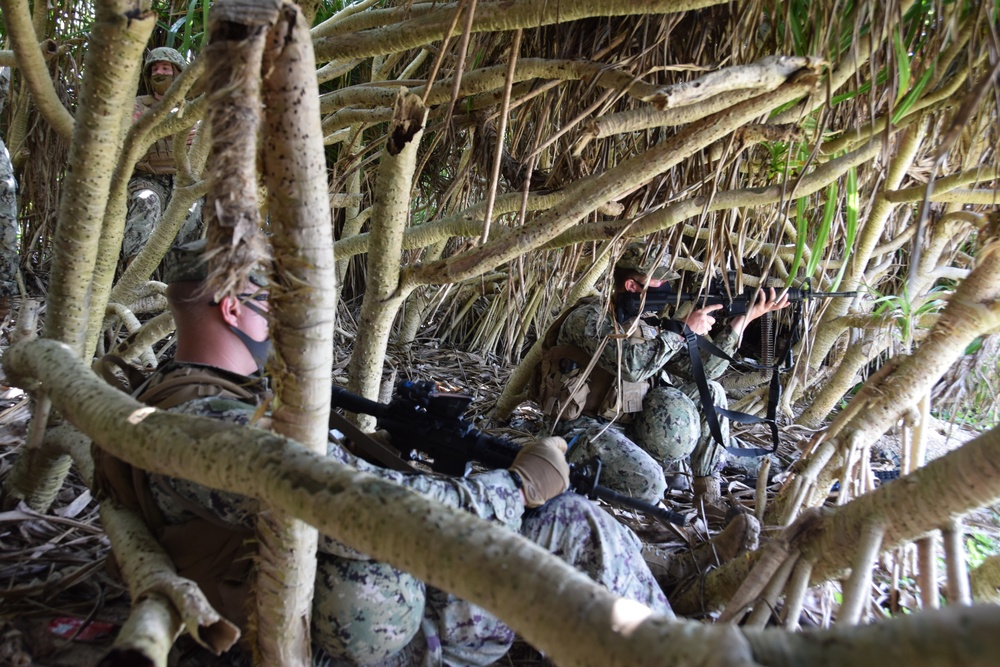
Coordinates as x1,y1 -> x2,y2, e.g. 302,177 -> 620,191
538,356 -> 590,421
598,380 -> 648,420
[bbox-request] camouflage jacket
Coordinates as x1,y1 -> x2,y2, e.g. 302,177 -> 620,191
556,299 -> 742,385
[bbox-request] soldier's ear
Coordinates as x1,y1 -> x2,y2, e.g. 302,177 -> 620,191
218,295 -> 241,327
623,278 -> 643,293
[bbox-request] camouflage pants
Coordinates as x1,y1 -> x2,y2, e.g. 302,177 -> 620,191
122,173 -> 203,265
560,417 -> 668,505
0,137 -> 17,298
559,379 -> 730,502
312,492 -> 672,667
679,379 -> 730,478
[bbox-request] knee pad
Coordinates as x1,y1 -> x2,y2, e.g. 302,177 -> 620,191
313,554 -> 426,663
626,386 -> 699,463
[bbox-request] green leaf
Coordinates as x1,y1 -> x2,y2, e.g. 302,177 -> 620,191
805,182 -> 837,279
787,196 -> 809,287
892,67 -> 933,124
893,29 -> 911,104
182,0 -> 199,54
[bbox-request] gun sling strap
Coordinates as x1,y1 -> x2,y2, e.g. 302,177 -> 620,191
656,300 -> 803,458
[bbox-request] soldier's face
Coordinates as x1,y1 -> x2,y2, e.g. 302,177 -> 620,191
624,275 -> 665,292
149,62 -> 177,97
151,62 -> 176,78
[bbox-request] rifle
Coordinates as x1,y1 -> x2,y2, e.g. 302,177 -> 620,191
616,281 -> 857,322
330,380 -> 688,526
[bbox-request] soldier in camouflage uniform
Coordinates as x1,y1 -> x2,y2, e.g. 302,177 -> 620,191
121,48 -> 203,268
0,67 -> 17,313
0,136 -> 16,311
532,243 -> 789,504
95,241 -> 671,666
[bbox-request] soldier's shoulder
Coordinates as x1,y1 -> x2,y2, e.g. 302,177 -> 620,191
566,299 -> 605,321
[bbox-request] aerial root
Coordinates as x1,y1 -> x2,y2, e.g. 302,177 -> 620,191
837,519 -> 886,625
719,541 -> 794,623
745,551 -> 799,628
99,502 -> 241,656
942,518 -> 971,605
779,557 -> 814,630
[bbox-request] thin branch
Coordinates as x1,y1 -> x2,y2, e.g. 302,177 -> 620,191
0,0 -> 75,138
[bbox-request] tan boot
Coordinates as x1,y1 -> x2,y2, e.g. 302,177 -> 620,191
643,513 -> 761,591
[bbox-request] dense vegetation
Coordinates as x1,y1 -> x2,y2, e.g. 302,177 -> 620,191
1,1 -> 999,665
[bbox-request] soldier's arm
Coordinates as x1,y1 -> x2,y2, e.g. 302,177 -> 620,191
558,303 -> 687,383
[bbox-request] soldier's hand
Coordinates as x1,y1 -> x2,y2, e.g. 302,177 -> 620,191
684,304 -> 723,335
509,437 -> 571,508
732,288 -> 791,334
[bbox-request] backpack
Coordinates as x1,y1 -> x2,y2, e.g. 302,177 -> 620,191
531,299 -> 648,424
91,355 -> 262,629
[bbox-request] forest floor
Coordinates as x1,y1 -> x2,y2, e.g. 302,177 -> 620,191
0,320 -> 990,666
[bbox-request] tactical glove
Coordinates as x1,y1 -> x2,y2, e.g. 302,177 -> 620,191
509,437 -> 570,508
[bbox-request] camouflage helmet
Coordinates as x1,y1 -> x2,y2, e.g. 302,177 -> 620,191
625,387 -> 699,463
144,47 -> 186,74
163,239 -> 268,287
616,242 -> 680,281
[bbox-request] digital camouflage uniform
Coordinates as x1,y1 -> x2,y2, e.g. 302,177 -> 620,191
144,366 -> 671,666
122,50 -> 202,267
0,67 -> 16,304
0,136 -> 17,302
551,300 -> 740,503
122,170 -> 203,262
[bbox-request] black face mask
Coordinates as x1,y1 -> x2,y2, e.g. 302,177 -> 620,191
229,298 -> 271,374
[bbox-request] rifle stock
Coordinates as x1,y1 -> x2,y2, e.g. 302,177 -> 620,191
331,381 -> 687,526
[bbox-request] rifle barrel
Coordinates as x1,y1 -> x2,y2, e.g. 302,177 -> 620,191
331,386 -> 390,420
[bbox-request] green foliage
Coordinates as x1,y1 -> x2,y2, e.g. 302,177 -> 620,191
891,68 -> 933,124
892,28 -> 911,104
966,530 -> 1000,569
829,0 -> 936,114
804,181 -> 837,279
313,0 -> 354,24
871,284 -> 948,345
161,0 -> 208,56
787,196 -> 808,286
764,140 -> 811,178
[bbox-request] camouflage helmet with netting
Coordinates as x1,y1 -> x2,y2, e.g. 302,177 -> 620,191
163,239 -> 268,288
616,242 -> 680,281
145,47 -> 186,74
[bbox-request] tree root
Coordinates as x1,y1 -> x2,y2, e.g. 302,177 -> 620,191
100,502 -> 240,656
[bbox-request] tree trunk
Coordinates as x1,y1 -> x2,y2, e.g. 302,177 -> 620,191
257,3 -> 336,665
43,1 -> 155,352
346,89 -> 425,411
0,137 -> 17,302
1,1 -> 155,513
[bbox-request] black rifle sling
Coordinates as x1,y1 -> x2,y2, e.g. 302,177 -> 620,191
657,316 -> 797,458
